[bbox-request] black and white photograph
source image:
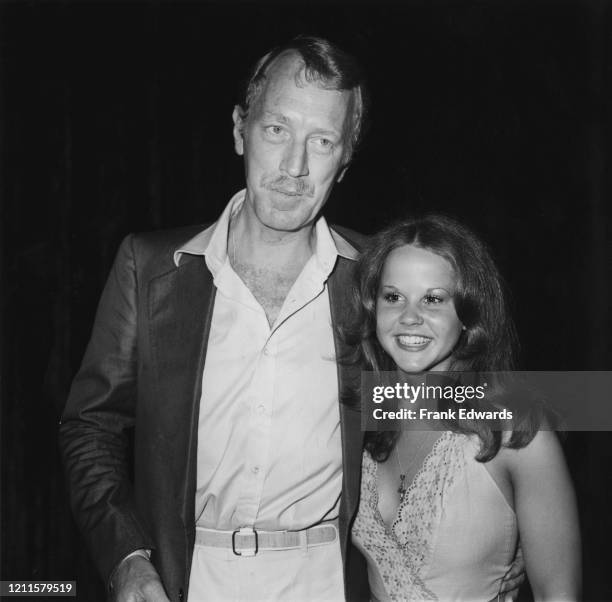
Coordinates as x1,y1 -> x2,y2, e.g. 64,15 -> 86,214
1,1 -> 610,600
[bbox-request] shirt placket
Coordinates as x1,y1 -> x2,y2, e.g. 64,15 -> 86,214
233,332 -> 277,526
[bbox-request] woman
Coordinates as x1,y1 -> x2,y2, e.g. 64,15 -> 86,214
349,215 -> 580,600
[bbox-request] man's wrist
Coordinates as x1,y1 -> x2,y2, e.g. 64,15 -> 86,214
108,549 -> 152,592
122,549 -> 152,563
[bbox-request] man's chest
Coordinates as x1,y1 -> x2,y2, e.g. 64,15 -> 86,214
232,260 -> 303,326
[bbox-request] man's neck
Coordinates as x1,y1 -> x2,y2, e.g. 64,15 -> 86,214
228,206 -> 317,327
229,206 -> 316,271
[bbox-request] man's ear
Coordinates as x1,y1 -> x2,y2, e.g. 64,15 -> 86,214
336,164 -> 349,183
232,105 -> 246,156
337,144 -> 353,182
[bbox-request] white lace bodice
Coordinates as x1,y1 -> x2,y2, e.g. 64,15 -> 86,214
352,432 -> 518,601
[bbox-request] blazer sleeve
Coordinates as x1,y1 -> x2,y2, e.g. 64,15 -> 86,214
59,234 -> 155,583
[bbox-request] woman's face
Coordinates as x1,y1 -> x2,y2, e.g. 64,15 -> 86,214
375,244 -> 464,374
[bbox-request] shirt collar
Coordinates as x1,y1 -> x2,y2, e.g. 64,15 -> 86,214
173,189 -> 244,271
173,188 -> 359,271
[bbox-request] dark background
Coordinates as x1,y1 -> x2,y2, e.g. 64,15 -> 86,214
1,0 -> 611,599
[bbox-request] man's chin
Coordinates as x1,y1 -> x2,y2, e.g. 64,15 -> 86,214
256,206 -> 317,232
261,216 -> 314,233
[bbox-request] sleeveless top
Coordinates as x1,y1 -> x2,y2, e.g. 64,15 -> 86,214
351,432 -> 518,601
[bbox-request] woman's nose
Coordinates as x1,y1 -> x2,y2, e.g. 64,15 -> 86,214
398,304 -> 424,326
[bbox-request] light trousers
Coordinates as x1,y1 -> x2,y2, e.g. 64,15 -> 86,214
187,527 -> 344,601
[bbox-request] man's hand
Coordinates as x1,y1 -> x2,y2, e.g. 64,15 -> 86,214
497,545 -> 526,601
111,555 -> 170,602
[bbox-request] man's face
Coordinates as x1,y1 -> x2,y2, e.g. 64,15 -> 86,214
233,54 -> 354,233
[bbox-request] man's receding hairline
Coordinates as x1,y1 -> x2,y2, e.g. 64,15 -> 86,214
246,53 -> 357,137
255,51 -> 347,97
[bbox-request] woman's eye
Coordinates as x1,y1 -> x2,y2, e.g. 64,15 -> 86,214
423,295 -> 443,304
383,292 -> 401,303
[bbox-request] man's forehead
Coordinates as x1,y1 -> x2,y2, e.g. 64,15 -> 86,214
255,56 -> 352,123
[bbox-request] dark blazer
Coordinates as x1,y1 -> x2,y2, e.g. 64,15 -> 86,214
60,223 -> 369,602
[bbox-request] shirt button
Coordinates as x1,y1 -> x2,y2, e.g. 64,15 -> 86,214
252,466 -> 260,474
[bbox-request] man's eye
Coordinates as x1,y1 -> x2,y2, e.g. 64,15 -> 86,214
311,137 -> 334,152
265,125 -> 284,136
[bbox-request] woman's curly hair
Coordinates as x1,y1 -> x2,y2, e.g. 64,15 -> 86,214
344,214 -> 545,462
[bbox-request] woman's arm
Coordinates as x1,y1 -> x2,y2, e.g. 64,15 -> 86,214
508,430 -> 581,600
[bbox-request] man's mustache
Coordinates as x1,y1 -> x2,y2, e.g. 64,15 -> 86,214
263,176 -> 314,198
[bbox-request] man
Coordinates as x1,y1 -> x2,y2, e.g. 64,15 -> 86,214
60,36 -> 369,601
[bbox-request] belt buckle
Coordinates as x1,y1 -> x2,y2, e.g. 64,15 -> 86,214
232,527 -> 258,556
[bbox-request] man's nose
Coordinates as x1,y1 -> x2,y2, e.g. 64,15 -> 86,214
399,304 -> 424,326
280,139 -> 309,177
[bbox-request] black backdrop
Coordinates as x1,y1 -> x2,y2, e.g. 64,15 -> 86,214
2,1 -> 611,599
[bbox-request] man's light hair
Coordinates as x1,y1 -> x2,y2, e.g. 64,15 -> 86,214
240,35 -> 369,162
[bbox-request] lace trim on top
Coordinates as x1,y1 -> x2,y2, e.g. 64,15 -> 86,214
352,431 -> 467,601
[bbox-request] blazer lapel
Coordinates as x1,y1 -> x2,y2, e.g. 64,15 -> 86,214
328,256 -> 364,534
147,253 -> 216,541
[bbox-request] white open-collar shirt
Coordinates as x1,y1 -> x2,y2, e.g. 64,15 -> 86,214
174,190 -> 358,532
